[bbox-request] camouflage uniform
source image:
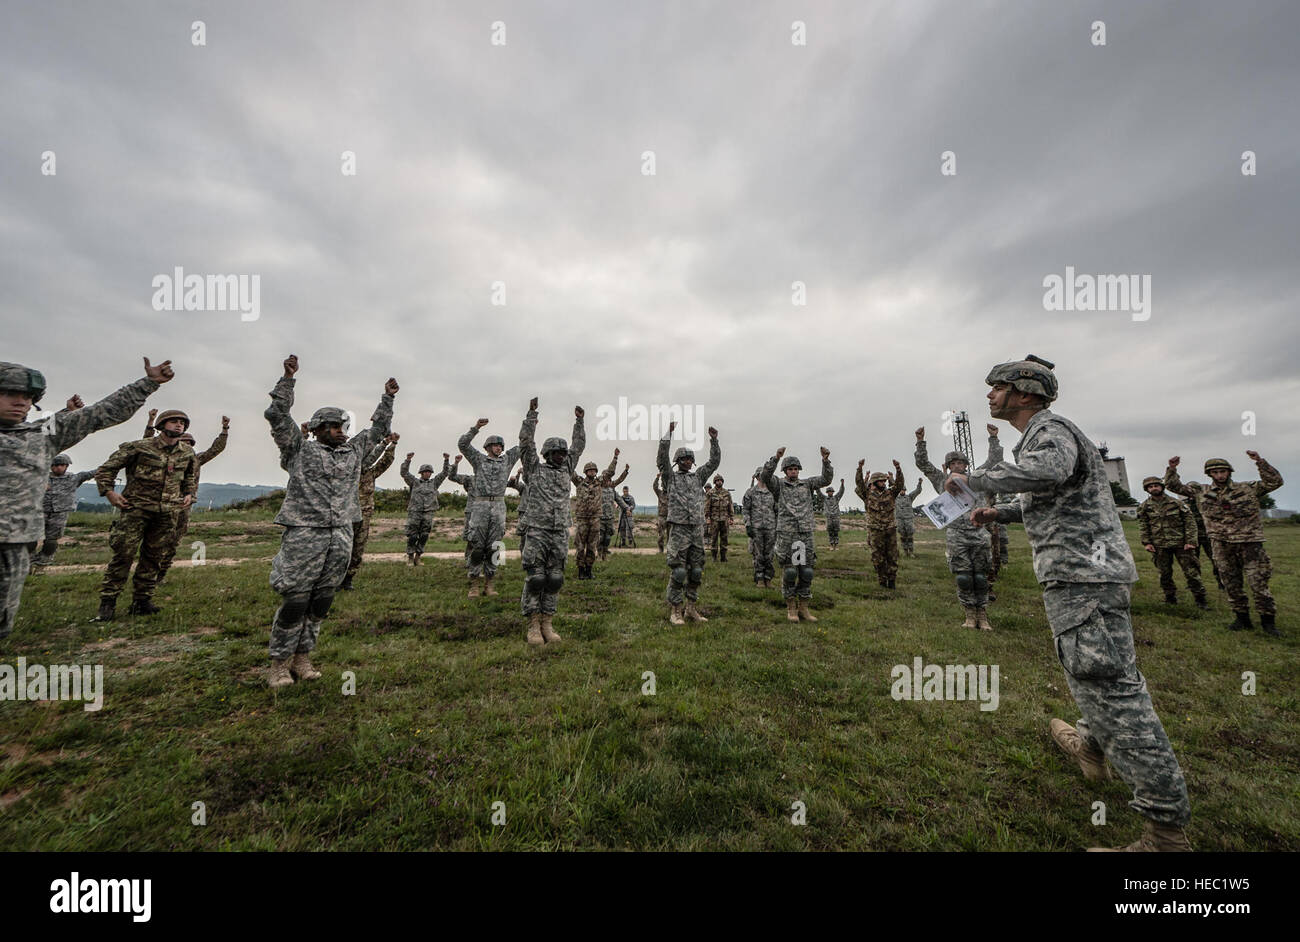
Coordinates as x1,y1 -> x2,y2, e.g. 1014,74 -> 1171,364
509,476 -> 527,556
346,440 -> 396,582
1165,458 -> 1283,625
968,407 -> 1190,830
95,435 -> 200,608
703,485 -> 715,553
822,481 -> 845,548
401,456 -> 451,557
705,485 -> 733,561
0,371 -> 160,637
742,471 -> 777,584
458,425 -> 521,578
761,453 -> 833,600
894,479 -> 923,556
855,469 -> 903,585
1136,482 -> 1206,605
652,476 -> 668,552
518,408 -> 584,618
1185,498 -> 1220,588
448,470 -> 475,567
573,455 -> 622,572
146,424 -> 228,581
658,433 -> 721,608
599,486 -> 619,560
916,434 -> 1002,609
33,465 -> 97,564
264,376 -> 393,660
617,491 -> 637,547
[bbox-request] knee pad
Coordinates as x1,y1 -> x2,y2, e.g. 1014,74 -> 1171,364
799,565 -> 815,583
783,566 -> 798,587
955,572 -> 975,592
309,592 -> 335,618
973,572 -> 989,594
689,566 -> 704,584
544,570 -> 564,592
526,572 -> 548,594
670,566 -> 688,586
278,594 -> 311,624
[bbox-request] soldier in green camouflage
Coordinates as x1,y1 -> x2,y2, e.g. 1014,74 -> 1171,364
822,480 -> 845,549
32,454 -> 97,566
1136,476 -> 1207,609
142,411 -> 230,584
1185,497 -> 1221,589
341,433 -> 398,590
894,477 -> 923,557
1165,452 -> 1283,636
658,421 -> 722,625
617,486 -> 637,548
742,468 -> 776,587
400,451 -> 452,569
855,462 -> 904,588
458,418 -> 521,598
1,357 -> 173,638
705,475 -> 733,562
652,473 -> 668,552
571,450 -> 622,579
262,355 -> 397,688
702,483 -> 715,555
761,446 -> 833,622
598,482 -> 620,561
93,407 -> 201,619
961,354 -> 1191,852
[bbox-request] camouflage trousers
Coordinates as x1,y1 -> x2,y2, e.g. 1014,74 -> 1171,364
599,517 -> 615,558
1044,581 -> 1191,826
157,506 -> 195,580
1147,546 -> 1205,602
406,511 -> 434,555
618,515 -> 636,547
867,527 -> 899,584
775,527 -> 817,599
346,511 -> 374,579
1212,540 -> 1275,616
466,501 -> 506,577
749,527 -> 775,583
827,523 -> 840,548
896,519 -> 915,555
518,525 -> 528,558
708,520 -> 729,558
34,511 -> 70,562
101,507 -> 180,603
574,517 -> 600,569
268,525 -> 352,659
0,542 -> 34,639
947,533 -> 992,607
656,515 -> 667,552
521,527 -> 568,616
665,522 -> 706,605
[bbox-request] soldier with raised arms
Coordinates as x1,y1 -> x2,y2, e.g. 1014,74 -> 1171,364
342,432 -> 398,590
761,445 -> 833,622
958,355 -> 1191,851
459,415 -> 522,598
742,468 -> 777,587
657,421 -> 721,625
1,357 -> 173,637
263,355 -> 397,688
400,451 -> 452,569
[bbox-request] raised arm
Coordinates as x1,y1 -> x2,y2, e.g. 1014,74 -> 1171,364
567,406 -> 586,473
889,461 -> 905,499
518,405 -> 539,476
432,453 -> 452,488
835,480 -> 845,501
653,474 -> 664,500
459,419 -> 487,469
810,448 -> 833,489
854,461 -> 867,500
198,425 -> 228,465
908,479 -> 923,501
608,463 -> 630,488
697,428 -> 721,481
760,451 -> 779,495
1162,458 -> 1195,498
914,435 -> 944,491
51,361 -> 168,452
657,429 -> 672,476
265,360 -> 303,470
350,378 -> 397,454
371,441 -> 397,479
978,427 -> 1004,471
1247,452 -> 1283,497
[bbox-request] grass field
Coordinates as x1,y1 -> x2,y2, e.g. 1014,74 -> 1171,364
2,513 -> 1297,851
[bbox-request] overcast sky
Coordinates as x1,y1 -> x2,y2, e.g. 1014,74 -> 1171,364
4,0 -> 1298,509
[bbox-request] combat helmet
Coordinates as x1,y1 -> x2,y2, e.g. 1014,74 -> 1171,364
985,353 -> 1058,402
306,407 -> 347,431
484,434 -> 505,450
583,461 -> 599,473
0,361 -> 46,405
673,447 -> 695,464
943,450 -> 970,469
1203,458 -> 1234,474
1142,476 -> 1162,490
868,472 -> 890,486
419,463 -> 434,473
780,456 -> 802,471
153,409 -> 191,431
52,453 -> 72,466
540,436 -> 568,457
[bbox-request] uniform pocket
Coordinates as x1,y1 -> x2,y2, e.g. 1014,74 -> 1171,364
1048,594 -> 1125,681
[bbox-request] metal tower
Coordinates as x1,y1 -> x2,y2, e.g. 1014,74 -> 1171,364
951,410 -> 973,462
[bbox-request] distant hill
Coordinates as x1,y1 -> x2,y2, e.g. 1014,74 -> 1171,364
75,481 -> 282,510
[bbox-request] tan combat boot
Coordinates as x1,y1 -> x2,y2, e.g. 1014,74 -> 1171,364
268,659 -> 294,688
961,606 -> 978,629
1089,819 -> 1193,852
526,613 -> 544,646
1050,718 -> 1113,781
976,608 -> 993,631
290,652 -> 322,681
540,615 -> 562,643
468,576 -> 481,598
797,598 -> 818,622
484,575 -> 499,596
786,598 -> 800,622
684,600 -> 708,622
669,604 -> 686,626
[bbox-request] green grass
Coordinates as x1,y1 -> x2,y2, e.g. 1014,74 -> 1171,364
3,518 -> 1297,850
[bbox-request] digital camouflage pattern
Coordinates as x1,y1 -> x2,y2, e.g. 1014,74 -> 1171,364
401,455 -> 451,555
347,441 -> 396,580
895,478 -> 923,555
518,407 -> 585,615
919,434 -> 1004,606
458,423 -> 523,577
658,431 -> 721,606
743,473 -> 777,584
761,452 -> 832,599
33,467 -> 97,563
